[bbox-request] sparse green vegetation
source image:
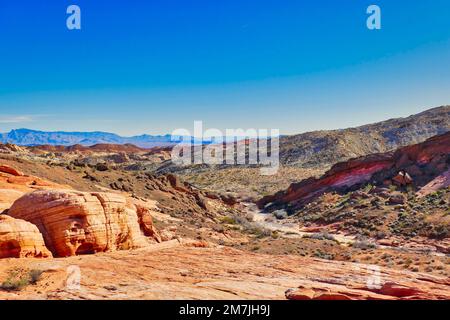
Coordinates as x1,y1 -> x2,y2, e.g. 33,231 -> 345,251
351,240 -> 377,250
313,249 -> 335,260
219,216 -> 237,225
0,268 -> 44,291
303,232 -> 336,242
389,185 -> 397,192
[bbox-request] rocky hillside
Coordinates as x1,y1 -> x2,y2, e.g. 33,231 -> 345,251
143,105 -> 450,197
258,132 -> 450,243
280,105 -> 450,168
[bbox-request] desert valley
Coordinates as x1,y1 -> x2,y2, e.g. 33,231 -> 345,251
0,105 -> 449,300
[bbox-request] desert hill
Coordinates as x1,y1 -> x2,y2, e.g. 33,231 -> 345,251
155,105 -> 450,197
258,132 -> 450,248
280,105 -> 450,168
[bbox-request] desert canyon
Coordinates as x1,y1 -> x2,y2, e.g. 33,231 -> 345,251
0,106 -> 449,300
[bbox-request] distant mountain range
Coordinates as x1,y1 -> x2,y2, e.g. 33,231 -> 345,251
0,129 -> 199,148
1,106 -> 449,158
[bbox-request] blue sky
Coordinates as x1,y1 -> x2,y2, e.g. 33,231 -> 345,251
0,0 -> 449,136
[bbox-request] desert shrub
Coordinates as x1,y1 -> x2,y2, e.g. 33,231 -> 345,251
403,258 -> 413,266
224,214 -> 273,238
303,232 -> 336,242
430,225 -> 448,240
1,277 -> 29,291
351,239 -> 377,250
271,231 -> 280,239
334,194 -> 351,208
0,268 -> 44,291
389,185 -> 397,192
248,226 -> 271,238
302,213 -> 322,222
219,216 -> 237,225
313,249 -> 335,260
29,269 -> 44,284
364,184 -> 374,193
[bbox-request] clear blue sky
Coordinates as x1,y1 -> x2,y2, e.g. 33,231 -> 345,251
0,0 -> 449,136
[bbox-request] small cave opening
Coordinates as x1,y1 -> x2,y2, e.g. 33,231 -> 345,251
0,240 -> 21,258
75,242 -> 96,255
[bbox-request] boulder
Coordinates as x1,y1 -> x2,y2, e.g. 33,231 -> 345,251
134,202 -> 162,243
195,194 -> 209,210
388,194 -> 406,205
0,215 -> 52,259
220,194 -> 238,206
392,171 -> 413,186
95,163 -> 109,172
350,190 -> 370,199
166,174 -> 189,193
375,282 -> 423,298
273,209 -> 288,220
8,190 -> 160,257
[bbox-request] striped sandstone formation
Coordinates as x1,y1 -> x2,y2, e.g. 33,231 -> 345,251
8,190 -> 161,257
0,215 -> 52,259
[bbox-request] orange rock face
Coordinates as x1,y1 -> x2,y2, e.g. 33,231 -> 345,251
133,201 -> 162,243
0,189 -> 25,212
8,190 -> 161,257
0,163 -> 69,211
0,165 -> 24,177
0,215 -> 52,259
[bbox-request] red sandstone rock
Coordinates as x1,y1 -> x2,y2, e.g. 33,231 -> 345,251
376,282 -> 422,297
0,215 -> 52,258
392,171 -> 413,186
8,190 -> 161,257
0,165 -> 23,177
258,132 -> 450,209
134,201 -> 162,243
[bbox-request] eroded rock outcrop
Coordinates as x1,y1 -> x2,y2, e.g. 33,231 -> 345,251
416,169 -> 450,198
8,190 -> 161,257
0,163 -> 66,193
0,165 -> 24,177
0,215 -> 52,259
258,132 -> 450,210
0,163 -> 71,212
285,281 -> 431,300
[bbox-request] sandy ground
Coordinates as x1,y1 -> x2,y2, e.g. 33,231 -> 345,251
0,240 -> 449,300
